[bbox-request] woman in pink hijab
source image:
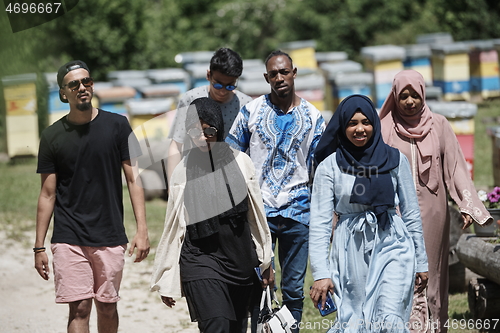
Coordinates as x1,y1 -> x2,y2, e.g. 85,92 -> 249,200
379,69 -> 492,333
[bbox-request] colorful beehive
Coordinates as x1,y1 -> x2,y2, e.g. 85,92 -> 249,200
320,60 -> 365,110
238,79 -> 269,100
174,51 -> 213,66
496,42 -> 500,76
431,43 -> 471,101
146,68 -> 190,94
427,101 -> 477,178
330,72 -> 374,109
185,63 -> 209,89
361,45 -> 405,108
107,70 -> 151,89
279,40 -> 318,72
238,60 -> 267,99
320,60 -> 363,78
403,44 -> 433,86
243,59 -> 265,71
126,98 -> 175,140
1,73 -> 39,157
127,99 -> 177,197
416,32 -> 454,45
136,84 -> 180,99
240,59 -> 266,83
295,71 -> 326,111
44,72 -> 70,125
175,51 -> 213,90
315,52 -> 348,66
466,40 -> 500,100
94,86 -> 137,116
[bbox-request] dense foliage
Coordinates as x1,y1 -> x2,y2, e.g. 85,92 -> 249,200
1,0 -> 499,152
2,0 -> 500,79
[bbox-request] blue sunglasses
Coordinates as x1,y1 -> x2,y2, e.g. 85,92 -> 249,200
211,81 -> 237,91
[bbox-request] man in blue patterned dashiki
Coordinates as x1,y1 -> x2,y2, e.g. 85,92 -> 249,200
226,50 -> 325,333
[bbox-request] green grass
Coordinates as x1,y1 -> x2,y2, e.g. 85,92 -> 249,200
124,196 -> 167,258
2,99 -> 499,332
473,99 -> 500,189
0,158 -> 39,244
447,293 -> 479,333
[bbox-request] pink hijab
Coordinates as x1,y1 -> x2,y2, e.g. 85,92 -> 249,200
379,70 -> 440,194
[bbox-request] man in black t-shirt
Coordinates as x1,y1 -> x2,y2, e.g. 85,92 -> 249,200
33,60 -> 150,333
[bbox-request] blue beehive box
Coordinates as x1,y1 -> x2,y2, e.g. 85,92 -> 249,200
403,44 -> 433,86
331,72 -> 374,109
361,45 -> 405,108
431,43 -> 471,101
185,63 -> 209,89
44,72 -> 70,124
465,39 -> 500,100
94,86 -> 138,116
147,68 -> 190,94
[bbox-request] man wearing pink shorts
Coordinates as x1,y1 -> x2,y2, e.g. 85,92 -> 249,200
33,60 -> 150,333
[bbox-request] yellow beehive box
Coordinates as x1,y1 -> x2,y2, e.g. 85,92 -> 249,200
126,98 -> 175,141
432,53 -> 470,81
2,73 -> 39,157
5,115 -> 39,156
470,61 -> 499,78
279,40 -> 318,71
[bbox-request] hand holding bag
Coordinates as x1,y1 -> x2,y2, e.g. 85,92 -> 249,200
256,286 -> 296,333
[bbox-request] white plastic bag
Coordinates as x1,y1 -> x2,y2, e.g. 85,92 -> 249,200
256,286 -> 296,333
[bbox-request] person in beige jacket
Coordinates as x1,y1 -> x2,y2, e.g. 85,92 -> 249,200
151,97 -> 273,333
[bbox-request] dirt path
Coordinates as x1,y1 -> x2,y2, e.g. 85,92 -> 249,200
0,232 -> 198,333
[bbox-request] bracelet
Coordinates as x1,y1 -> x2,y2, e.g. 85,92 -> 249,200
33,247 -> 46,253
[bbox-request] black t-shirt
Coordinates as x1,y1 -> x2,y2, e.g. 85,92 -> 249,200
37,110 -> 141,247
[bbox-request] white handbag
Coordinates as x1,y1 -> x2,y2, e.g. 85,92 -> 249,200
256,286 -> 296,333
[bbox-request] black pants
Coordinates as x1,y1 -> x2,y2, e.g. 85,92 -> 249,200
183,279 -> 254,333
198,315 -> 244,333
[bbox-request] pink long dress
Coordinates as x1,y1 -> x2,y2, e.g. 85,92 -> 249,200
379,70 -> 492,333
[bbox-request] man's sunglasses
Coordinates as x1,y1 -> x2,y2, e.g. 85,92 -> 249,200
62,77 -> 94,91
187,127 -> 218,139
211,81 -> 237,91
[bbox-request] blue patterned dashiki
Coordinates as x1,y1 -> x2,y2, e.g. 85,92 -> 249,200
226,94 -> 325,225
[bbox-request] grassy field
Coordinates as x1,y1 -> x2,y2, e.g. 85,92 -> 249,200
1,99 -> 499,332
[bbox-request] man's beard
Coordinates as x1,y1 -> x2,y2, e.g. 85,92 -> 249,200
76,102 -> 92,111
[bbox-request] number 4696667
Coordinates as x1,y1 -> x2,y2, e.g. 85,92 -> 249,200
444,319 -> 499,330
5,2 -> 61,14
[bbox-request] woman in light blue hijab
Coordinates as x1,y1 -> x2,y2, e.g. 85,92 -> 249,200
309,95 -> 428,332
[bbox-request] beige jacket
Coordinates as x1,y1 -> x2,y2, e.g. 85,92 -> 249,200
150,149 -> 272,298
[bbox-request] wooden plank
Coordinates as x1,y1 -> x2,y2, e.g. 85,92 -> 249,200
456,234 -> 500,285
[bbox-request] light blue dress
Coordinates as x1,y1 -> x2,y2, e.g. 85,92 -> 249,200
309,152 -> 428,333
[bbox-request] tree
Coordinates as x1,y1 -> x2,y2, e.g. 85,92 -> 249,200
430,0 -> 500,41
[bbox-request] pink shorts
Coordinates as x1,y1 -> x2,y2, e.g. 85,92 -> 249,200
51,243 -> 126,304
